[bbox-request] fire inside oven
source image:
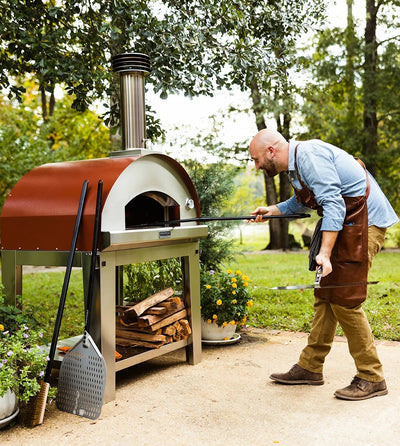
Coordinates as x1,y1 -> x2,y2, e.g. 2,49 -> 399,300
125,191 -> 180,229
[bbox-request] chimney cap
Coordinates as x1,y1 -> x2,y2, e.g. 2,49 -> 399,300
112,53 -> 151,74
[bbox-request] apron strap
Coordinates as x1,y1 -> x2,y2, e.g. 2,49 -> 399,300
354,157 -> 370,199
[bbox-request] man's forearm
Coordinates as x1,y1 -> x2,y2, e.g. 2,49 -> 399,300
315,230 -> 339,277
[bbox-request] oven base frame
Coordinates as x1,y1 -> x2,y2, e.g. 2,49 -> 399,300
1,231 -> 205,403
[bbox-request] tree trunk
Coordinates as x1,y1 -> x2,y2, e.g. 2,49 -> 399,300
345,0 -> 356,126
264,174 -> 281,249
40,88 -> 47,121
277,113 -> 292,250
250,79 -> 267,132
362,0 -> 379,176
250,80 -> 282,250
49,88 -> 55,117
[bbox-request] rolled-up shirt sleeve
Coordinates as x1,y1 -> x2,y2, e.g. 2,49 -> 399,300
277,195 -> 310,215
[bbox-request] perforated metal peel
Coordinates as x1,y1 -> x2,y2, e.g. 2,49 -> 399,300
56,180 -> 106,419
56,332 -> 106,419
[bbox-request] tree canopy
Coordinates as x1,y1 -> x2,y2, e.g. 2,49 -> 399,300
0,1 -> 325,128
300,0 -> 400,211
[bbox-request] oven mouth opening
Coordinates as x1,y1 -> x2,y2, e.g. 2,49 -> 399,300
125,191 -> 180,229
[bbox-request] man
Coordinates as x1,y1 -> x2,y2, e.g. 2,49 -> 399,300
249,128 -> 398,401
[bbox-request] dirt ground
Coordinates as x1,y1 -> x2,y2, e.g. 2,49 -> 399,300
1,327 -> 400,445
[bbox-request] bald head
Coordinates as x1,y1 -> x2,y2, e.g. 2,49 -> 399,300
249,129 -> 289,177
251,129 -> 288,151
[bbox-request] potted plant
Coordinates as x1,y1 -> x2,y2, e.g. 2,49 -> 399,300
0,291 -> 49,428
200,269 -> 253,341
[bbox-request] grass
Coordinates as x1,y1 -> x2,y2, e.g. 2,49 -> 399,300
19,269 -> 85,344
2,222 -> 400,342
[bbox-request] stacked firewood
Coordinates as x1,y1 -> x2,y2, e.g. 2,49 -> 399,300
116,287 -> 192,350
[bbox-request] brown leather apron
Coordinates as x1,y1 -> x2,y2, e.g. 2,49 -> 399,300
293,146 -> 370,307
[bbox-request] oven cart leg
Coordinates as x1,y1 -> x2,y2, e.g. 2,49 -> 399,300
183,244 -> 202,365
1,250 -> 22,306
99,252 -> 117,403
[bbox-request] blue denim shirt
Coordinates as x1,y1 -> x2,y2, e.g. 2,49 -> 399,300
277,139 -> 399,231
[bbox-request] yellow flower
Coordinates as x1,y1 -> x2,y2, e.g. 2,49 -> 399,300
222,321 -> 227,327
207,319 -> 212,324
244,282 -> 248,287
235,270 -> 242,276
216,299 -> 222,306
229,320 -> 236,325
247,300 -> 254,307
231,277 -> 237,283
232,283 -> 237,289
227,269 -> 233,274
242,275 -> 249,281
232,290 -> 236,295
0,324 -> 4,331
206,284 -> 211,289
232,299 -> 237,304
212,314 -> 218,320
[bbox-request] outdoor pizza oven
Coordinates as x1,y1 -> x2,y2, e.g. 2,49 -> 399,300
0,53 -> 208,402
0,151 -> 204,252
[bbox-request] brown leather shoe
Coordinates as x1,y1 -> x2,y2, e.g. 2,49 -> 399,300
334,376 -> 388,401
270,364 -> 324,385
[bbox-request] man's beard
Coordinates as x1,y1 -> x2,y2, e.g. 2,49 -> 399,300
262,158 -> 278,177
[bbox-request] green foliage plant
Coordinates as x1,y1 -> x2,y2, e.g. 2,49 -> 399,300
0,292 -> 38,335
0,289 -> 48,402
0,324 -> 48,402
123,258 -> 183,303
184,160 -> 237,271
200,268 -> 253,327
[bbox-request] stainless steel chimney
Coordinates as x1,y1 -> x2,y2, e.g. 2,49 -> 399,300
112,53 -> 151,152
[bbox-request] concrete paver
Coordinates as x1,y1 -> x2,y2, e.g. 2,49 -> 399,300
1,328 -> 399,445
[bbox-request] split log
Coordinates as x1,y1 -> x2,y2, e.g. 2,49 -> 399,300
173,321 -> 184,335
115,338 -> 135,347
173,333 -> 182,342
123,287 -> 174,320
116,329 -> 167,343
162,325 -> 177,336
158,296 -> 181,310
116,305 -> 131,312
117,320 -> 163,334
146,309 -> 188,332
180,319 -> 192,336
117,316 -> 140,328
143,306 -> 167,316
137,302 -> 185,327
116,337 -> 165,349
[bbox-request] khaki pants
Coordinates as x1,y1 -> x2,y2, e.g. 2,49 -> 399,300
298,226 -> 387,382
